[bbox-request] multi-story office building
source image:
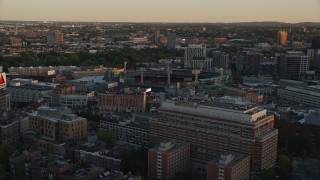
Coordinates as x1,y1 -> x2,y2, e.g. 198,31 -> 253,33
52,84 -> 76,104
307,49 -> 316,70
8,83 -> 53,103
166,31 -> 176,50
277,30 -> 288,46
99,89 -> 147,113
277,51 -> 310,80
150,99 -> 278,172
148,140 -> 190,180
8,78 -> 56,98
259,61 -> 277,78
0,90 -> 10,111
312,36 -> 320,49
51,84 -> 94,109
0,116 -> 29,144
236,51 -> 250,73
9,66 -> 57,77
315,50 -> 320,70
244,53 -> 264,75
207,153 -> 250,180
184,45 -> 212,69
100,116 -> 150,146
28,106 -> 87,141
277,85 -> 320,107
60,93 -> 94,109
154,29 -> 160,44
47,31 -> 64,44
212,51 -> 229,69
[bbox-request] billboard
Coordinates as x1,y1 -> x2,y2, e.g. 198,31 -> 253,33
0,73 -> 6,89
47,70 -> 56,76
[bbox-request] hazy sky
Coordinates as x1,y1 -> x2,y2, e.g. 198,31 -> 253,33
0,0 -> 319,23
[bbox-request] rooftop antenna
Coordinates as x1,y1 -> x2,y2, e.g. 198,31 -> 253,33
192,69 -> 201,84
139,67 -> 146,84
124,61 -> 127,77
165,60 -> 172,85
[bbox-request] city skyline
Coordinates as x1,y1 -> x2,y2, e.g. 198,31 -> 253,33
1,0 -> 320,23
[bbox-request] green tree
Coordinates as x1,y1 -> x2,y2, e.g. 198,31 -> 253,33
120,145 -> 148,177
261,168 -> 277,180
97,129 -> 116,146
0,144 -> 14,164
276,155 -> 292,178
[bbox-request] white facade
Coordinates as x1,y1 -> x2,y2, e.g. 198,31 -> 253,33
161,100 -> 267,123
8,86 -> 52,103
184,45 -> 207,68
100,120 -> 149,146
299,56 -> 310,77
277,86 -> 320,107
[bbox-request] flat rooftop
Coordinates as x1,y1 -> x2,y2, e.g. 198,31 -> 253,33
29,106 -> 85,122
160,99 -> 268,123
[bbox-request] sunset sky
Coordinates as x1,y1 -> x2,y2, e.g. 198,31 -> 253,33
0,0 -> 319,23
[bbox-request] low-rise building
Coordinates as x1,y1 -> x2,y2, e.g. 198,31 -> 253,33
60,92 -> 94,109
61,168 -> 141,180
223,86 -> 264,103
277,85 -> 320,107
75,149 -> 121,171
99,88 -> 147,113
60,167 -> 105,180
71,66 -> 107,79
9,150 -> 42,179
100,114 -> 150,146
26,158 -> 71,180
28,106 -> 87,141
0,113 -> 29,144
8,79 -> 55,103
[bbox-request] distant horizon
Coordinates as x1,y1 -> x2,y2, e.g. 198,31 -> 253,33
1,0 -> 319,23
1,19 -> 320,24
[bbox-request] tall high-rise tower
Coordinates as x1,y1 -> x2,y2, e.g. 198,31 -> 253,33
154,29 -> 160,44
167,31 -> 176,50
14,24 -> 18,36
277,30 -> 288,46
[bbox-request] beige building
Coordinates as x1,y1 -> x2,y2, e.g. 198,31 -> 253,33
71,66 -> 107,79
28,106 -> 87,141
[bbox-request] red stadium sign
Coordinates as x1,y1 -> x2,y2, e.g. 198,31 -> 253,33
0,73 -> 7,89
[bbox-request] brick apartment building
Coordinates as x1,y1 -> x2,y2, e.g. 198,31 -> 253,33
99,89 -> 147,113
207,153 -> 250,180
148,140 -> 190,180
